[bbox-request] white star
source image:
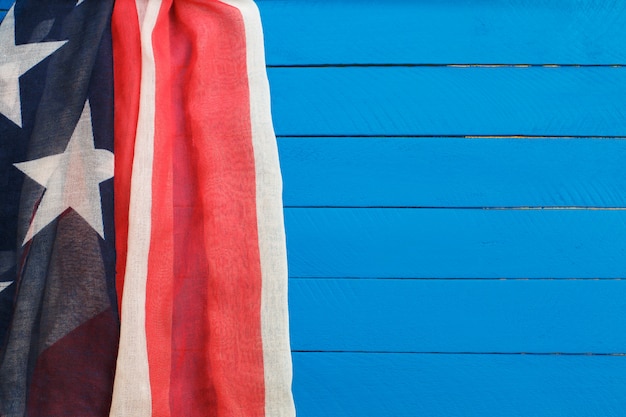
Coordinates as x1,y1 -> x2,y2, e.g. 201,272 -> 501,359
0,5 -> 67,127
0,281 -> 11,294
14,100 -> 114,245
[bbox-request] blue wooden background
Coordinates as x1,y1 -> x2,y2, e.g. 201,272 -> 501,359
2,1 -> 625,415
257,1 -> 626,416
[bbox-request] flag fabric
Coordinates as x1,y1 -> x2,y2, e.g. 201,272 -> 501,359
0,0 -> 295,416
110,0 -> 294,415
0,0 -> 118,416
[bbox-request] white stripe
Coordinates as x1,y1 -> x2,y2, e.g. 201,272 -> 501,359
109,0 -> 161,415
218,1 -> 296,416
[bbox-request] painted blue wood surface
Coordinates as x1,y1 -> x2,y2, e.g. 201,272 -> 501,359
262,2 -> 626,416
289,279 -> 626,353
257,0 -> 626,65
285,208 -> 626,278
268,66 -> 626,137
279,137 -> 626,208
292,353 -> 626,417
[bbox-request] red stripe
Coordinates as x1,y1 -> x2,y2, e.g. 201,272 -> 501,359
168,9 -> 217,412
151,1 -> 266,415
112,0 -> 141,311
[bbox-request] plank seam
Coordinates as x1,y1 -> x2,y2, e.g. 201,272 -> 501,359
291,351 -> 626,356
268,64 -> 626,68
288,277 -> 626,281
284,206 -> 626,210
277,135 -> 626,139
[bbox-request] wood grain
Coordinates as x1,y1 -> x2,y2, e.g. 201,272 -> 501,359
279,137 -> 626,208
289,278 -> 626,353
268,66 -> 626,137
284,208 -> 626,278
292,352 -> 626,417
258,0 -> 626,65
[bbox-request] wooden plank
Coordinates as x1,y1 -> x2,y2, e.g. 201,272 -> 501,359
289,278 -> 626,353
284,208 -> 626,278
292,352 -> 626,417
279,137 -> 626,208
258,0 -> 626,65
268,66 -> 626,137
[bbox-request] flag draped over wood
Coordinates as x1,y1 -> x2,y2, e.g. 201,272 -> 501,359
0,0 -> 294,415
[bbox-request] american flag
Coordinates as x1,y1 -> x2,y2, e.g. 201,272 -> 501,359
0,0 -> 117,415
0,0 -> 294,416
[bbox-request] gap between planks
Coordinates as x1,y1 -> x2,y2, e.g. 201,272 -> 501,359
268,63 -> 626,68
276,134 -> 626,139
292,350 -> 626,356
284,206 -> 626,210
288,277 -> 625,281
